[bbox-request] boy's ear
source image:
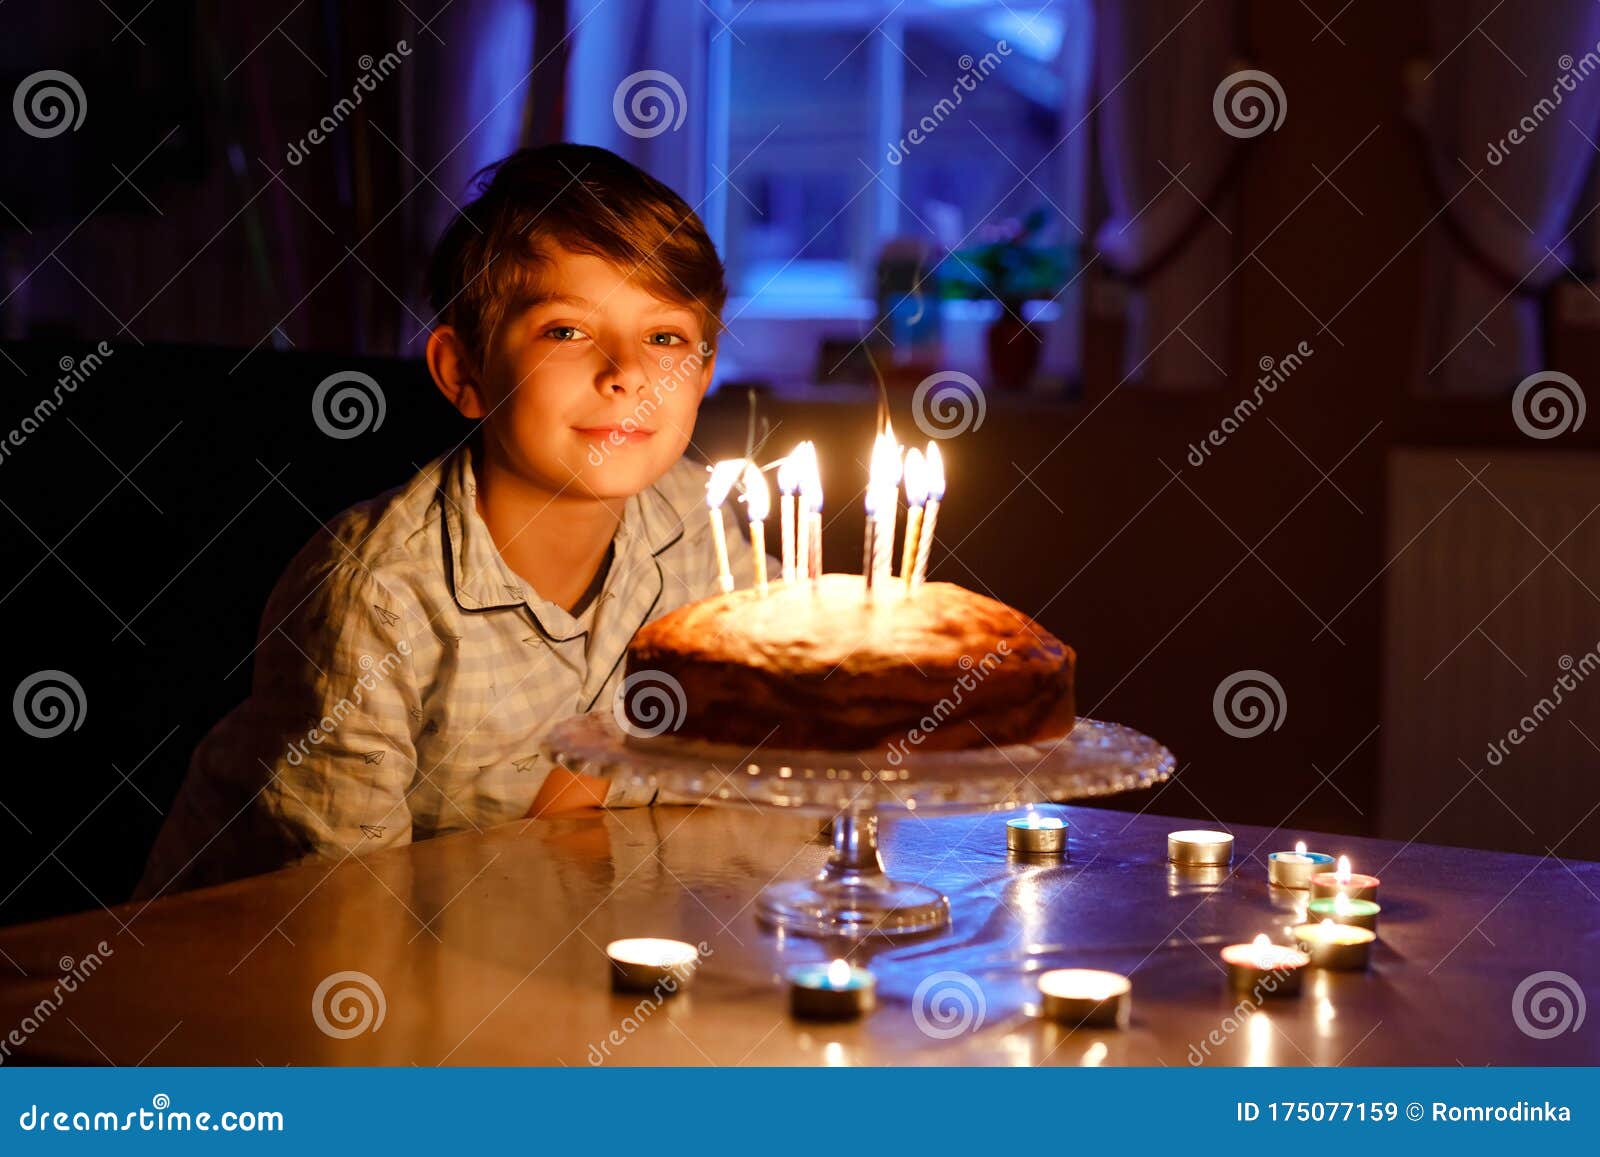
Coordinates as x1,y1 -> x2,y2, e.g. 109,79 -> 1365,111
426,326 -> 488,419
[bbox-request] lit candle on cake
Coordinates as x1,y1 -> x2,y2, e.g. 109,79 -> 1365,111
863,429 -> 902,600
705,459 -> 744,593
777,451 -> 800,584
800,442 -> 823,581
910,442 -> 943,592
741,461 -> 770,596
900,447 -> 927,593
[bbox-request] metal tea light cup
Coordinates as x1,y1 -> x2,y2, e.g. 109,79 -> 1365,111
1168,830 -> 1234,867
1007,814 -> 1068,856
1036,969 -> 1131,1028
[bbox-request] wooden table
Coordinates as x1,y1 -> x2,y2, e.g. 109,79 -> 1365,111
0,804 -> 1595,1065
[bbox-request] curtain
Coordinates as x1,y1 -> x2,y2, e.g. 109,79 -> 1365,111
1417,0 -> 1600,394
1091,0 -> 1242,390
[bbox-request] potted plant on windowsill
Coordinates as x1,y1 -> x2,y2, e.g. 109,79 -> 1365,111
945,207 -> 1073,390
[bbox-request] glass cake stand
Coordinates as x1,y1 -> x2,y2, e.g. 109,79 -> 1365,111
542,714 -> 1174,939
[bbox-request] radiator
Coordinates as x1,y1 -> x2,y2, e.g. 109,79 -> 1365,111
1381,449 -> 1600,860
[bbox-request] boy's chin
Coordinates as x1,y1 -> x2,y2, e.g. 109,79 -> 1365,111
570,457 -> 667,501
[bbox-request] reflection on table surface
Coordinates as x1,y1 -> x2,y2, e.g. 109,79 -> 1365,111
0,803 -> 1595,1066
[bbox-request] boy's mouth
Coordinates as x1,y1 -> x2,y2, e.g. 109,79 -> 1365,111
572,424 -> 657,444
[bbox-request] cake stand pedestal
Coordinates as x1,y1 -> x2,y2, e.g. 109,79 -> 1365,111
542,715 -> 1175,939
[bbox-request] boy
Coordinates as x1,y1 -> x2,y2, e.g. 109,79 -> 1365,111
136,143 -> 756,898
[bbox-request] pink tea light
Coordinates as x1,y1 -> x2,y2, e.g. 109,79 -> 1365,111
1310,855 -> 1380,903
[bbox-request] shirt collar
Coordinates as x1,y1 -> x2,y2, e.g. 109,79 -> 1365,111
439,441 -> 687,623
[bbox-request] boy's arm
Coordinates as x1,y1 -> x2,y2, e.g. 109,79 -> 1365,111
249,561 -> 424,865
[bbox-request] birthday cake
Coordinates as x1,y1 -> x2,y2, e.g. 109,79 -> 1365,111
623,574 -> 1076,753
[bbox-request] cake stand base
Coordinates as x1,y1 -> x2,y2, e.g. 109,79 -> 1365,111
542,713 -> 1176,941
756,812 -> 950,938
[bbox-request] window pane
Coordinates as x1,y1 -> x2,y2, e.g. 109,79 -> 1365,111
726,28 -> 874,303
896,15 -> 1065,290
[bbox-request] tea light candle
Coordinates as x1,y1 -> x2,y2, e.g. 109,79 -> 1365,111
1310,855 -> 1380,902
1221,933 -> 1309,996
1007,812 -> 1068,855
1037,968 -> 1131,1028
1292,919 -> 1375,971
1168,829 -> 1234,867
1268,841 -> 1335,889
789,958 -> 875,1021
1306,893 -> 1381,933
606,937 -> 700,994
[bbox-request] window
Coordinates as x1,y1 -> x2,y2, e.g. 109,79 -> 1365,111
703,0 -> 1090,389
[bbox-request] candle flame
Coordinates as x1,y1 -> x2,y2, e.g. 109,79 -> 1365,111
1319,918 -> 1336,931
740,461 -> 770,522
777,451 -> 801,495
1335,855 -> 1352,885
1294,840 -> 1307,855
798,442 -> 823,512
924,441 -> 945,500
1333,891 -> 1352,915
903,446 -> 929,508
707,459 -> 744,508
1251,933 -> 1271,949
827,958 -> 852,987
870,429 -> 902,492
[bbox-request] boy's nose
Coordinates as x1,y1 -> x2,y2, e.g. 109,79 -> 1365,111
598,348 -> 648,395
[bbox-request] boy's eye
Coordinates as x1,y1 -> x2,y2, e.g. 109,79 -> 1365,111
647,332 -> 688,347
545,325 -> 587,342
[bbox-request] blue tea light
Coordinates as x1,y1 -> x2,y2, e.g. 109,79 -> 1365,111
1006,811 -> 1068,856
789,959 -> 875,1021
1267,841 -> 1336,890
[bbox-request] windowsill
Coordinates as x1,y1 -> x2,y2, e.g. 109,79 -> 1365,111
726,296 -> 1064,323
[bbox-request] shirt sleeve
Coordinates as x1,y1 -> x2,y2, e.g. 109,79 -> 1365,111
137,558 -> 424,894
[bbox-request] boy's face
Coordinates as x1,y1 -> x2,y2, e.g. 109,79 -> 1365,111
451,246 -> 715,502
